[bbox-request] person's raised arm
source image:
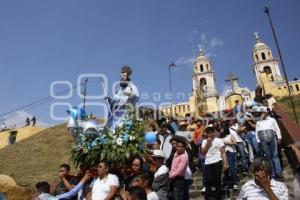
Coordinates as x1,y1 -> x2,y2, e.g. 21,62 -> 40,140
201,137 -> 212,154
61,175 -> 75,191
255,170 -> 279,200
56,170 -> 91,199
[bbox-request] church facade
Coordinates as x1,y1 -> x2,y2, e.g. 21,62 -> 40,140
160,33 -> 300,118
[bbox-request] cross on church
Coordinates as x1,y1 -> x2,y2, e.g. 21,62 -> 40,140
225,73 -> 239,92
225,73 -> 239,83
254,32 -> 259,39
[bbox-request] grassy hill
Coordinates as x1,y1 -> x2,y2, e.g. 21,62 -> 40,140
0,123 -> 75,190
277,95 -> 300,123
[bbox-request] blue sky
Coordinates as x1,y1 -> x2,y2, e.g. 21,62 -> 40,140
0,0 -> 299,126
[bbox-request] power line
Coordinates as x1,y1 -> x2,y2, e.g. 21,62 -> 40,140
0,82 -> 83,121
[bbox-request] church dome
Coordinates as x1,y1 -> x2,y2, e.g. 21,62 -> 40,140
195,49 -> 209,62
253,32 -> 270,50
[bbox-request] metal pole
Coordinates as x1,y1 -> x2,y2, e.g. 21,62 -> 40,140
169,63 -> 176,117
264,6 -> 298,124
83,78 -> 88,111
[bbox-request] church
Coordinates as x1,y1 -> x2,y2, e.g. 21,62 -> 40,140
160,33 -> 300,118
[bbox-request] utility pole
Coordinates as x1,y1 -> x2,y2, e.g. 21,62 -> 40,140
168,63 -> 176,117
264,6 -> 298,124
83,78 -> 88,111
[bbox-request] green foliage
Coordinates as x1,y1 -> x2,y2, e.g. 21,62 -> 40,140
71,111 -> 145,168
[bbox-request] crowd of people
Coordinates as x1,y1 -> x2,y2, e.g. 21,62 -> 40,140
34,96 -> 295,200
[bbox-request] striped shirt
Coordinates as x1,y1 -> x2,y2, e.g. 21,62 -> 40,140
237,179 -> 288,200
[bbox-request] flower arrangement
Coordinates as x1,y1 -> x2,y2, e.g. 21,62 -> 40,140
70,111 -> 145,168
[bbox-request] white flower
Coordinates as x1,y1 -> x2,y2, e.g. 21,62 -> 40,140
129,136 -> 136,141
118,121 -> 124,127
116,137 -> 123,146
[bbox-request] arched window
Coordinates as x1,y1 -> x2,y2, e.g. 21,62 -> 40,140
200,78 -> 207,86
255,54 -> 259,61
296,84 -> 299,91
261,52 -> 266,60
278,87 -> 281,90
263,66 -> 272,75
200,78 -> 207,93
268,52 -> 271,58
206,64 -> 209,70
290,85 -> 294,92
200,64 -> 204,72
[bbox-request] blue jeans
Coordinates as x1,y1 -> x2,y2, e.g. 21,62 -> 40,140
224,151 -> 238,186
183,179 -> 191,200
243,131 -> 259,155
260,135 -> 282,176
236,142 -> 249,172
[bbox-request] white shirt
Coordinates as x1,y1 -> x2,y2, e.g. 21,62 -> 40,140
222,134 -> 236,153
147,191 -> 159,200
154,165 -> 169,178
91,174 -> 119,200
237,179 -> 288,200
230,124 -> 244,143
267,97 -> 276,110
184,166 -> 192,180
202,138 -> 224,165
175,131 -> 193,142
255,116 -> 282,143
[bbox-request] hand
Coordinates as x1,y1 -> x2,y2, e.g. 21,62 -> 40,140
289,144 -> 297,151
277,139 -> 282,146
223,163 -> 229,172
119,189 -> 129,200
104,96 -> 113,102
207,136 -> 213,144
59,172 -> 66,179
82,170 -> 91,182
254,170 -> 271,191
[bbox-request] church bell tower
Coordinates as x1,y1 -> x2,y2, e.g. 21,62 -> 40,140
192,50 -> 218,115
252,32 -> 283,94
